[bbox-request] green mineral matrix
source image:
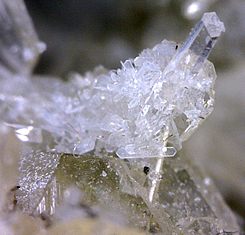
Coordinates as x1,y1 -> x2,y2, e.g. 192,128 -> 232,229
0,0 -> 241,233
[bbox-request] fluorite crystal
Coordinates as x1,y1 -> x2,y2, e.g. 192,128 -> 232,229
0,0 -> 240,234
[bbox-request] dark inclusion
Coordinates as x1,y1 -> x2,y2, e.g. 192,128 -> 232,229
143,166 -> 150,175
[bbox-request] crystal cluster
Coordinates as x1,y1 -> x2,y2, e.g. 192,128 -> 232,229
0,13 -> 224,160
0,1 -> 240,233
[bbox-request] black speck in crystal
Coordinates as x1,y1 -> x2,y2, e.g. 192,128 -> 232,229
143,166 -> 150,175
10,185 -> 20,192
149,224 -> 159,233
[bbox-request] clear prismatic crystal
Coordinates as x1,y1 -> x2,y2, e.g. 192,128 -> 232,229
0,13 -> 225,160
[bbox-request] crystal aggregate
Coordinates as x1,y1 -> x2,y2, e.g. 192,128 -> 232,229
0,14 -> 224,160
0,5 -> 240,233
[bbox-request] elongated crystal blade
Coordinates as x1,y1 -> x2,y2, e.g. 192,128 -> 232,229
179,12 -> 225,74
116,146 -> 177,159
164,12 -> 225,77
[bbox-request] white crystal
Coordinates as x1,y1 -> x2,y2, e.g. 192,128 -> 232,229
102,170 -> 107,177
5,123 -> 43,143
202,12 -> 225,38
0,13 -> 225,160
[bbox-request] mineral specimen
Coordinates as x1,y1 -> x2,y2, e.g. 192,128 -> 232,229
0,0 -> 241,234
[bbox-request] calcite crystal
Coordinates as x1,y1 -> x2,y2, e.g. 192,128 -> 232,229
0,0 -> 241,234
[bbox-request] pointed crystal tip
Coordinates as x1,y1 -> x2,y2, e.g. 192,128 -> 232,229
202,12 -> 225,38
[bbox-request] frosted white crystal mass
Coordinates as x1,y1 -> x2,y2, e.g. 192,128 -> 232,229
0,13 -> 225,160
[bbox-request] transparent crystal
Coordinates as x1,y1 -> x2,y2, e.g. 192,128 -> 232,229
0,0 -> 45,78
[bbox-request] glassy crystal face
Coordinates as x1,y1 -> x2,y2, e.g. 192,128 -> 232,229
16,152 -> 239,234
17,152 -> 61,214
